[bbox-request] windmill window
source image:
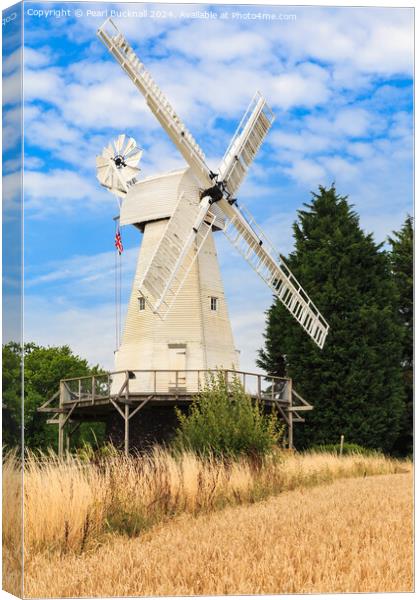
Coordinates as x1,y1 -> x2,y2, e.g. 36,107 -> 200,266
138,297 -> 146,311
210,297 -> 218,311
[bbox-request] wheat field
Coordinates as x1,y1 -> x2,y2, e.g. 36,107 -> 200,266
23,471 -> 413,597
2,449 -> 412,597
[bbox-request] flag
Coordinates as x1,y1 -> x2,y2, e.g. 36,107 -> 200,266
115,228 -> 123,254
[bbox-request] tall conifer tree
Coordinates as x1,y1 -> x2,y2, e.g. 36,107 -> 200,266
258,186 -> 405,452
388,216 -> 413,455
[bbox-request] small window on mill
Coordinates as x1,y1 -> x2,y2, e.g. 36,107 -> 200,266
210,297 -> 218,311
138,297 -> 146,311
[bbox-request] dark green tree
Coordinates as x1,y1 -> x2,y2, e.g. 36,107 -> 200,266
258,186 -> 405,453
388,216 -> 413,455
2,342 -> 105,451
2,342 -> 22,449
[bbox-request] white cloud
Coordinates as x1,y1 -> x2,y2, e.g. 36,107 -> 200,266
166,19 -> 270,63
25,107 -> 80,149
269,62 -> 331,110
354,20 -> 414,75
3,48 -> 21,76
333,108 -> 370,137
24,169 -> 108,214
24,67 -> 63,103
3,158 -> 21,174
285,158 -> 327,187
2,70 -> 21,106
305,107 -> 378,139
2,171 -> 22,220
24,46 -> 52,69
24,156 -> 44,169
271,130 -> 329,154
274,7 -> 413,77
319,155 -> 359,183
347,142 -> 374,160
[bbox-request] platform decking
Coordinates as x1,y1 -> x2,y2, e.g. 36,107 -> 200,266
38,369 -> 313,455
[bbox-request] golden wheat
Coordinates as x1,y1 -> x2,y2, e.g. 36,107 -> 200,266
4,448 -> 409,557
2,451 -> 22,597
23,472 -> 413,596
2,448 -> 411,596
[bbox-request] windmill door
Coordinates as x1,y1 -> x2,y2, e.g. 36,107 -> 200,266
168,344 -> 187,390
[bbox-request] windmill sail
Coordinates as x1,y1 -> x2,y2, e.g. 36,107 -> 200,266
218,92 -> 275,197
138,193 -> 215,318
219,198 -> 329,348
97,19 -> 212,187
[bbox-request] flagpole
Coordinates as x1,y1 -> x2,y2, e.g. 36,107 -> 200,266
113,215 -> 123,351
114,218 -> 119,350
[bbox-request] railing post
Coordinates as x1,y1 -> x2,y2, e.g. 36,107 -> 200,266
288,379 -> 293,450
257,375 -> 261,399
78,379 -> 81,402
92,376 -> 96,405
58,381 -> 65,457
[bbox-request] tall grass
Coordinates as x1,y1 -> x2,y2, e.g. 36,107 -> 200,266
3,447 -> 408,559
2,451 -> 23,597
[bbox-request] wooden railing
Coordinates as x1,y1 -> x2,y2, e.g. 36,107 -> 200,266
58,369 -> 291,406
38,369 -> 312,456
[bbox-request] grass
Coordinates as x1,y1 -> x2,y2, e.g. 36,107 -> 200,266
2,447 -> 411,596
2,451 -> 22,598
22,472 -> 413,596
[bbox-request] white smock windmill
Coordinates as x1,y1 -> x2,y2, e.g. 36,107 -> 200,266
96,19 -> 329,394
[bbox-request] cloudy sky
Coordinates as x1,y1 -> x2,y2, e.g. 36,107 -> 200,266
3,1 -> 414,371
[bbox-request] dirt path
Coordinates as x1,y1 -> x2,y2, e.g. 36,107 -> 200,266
25,471 -> 413,597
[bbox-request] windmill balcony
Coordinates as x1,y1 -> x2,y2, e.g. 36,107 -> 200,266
38,369 -> 313,456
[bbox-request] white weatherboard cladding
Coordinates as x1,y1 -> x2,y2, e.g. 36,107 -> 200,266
120,168 -> 224,230
113,176 -> 238,394
196,233 -> 238,370
120,169 -> 190,228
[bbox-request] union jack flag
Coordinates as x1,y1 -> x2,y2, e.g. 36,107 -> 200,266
115,228 -> 123,254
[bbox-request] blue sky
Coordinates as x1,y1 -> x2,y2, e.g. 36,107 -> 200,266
3,2 -> 414,371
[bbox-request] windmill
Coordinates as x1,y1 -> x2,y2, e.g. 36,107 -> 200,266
96,19 -> 329,395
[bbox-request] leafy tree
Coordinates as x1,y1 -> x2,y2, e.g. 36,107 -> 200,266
173,372 -> 283,458
388,216 -> 413,455
258,186 -> 405,453
2,342 -> 105,451
2,342 -> 22,449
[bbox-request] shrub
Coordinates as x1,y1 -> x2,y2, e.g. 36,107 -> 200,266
173,372 -> 283,458
310,442 -> 382,456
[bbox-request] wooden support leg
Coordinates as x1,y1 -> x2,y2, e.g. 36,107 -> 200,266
58,414 -> 65,458
124,403 -> 129,456
288,413 -> 293,450
110,396 -> 152,455
288,380 -> 294,451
